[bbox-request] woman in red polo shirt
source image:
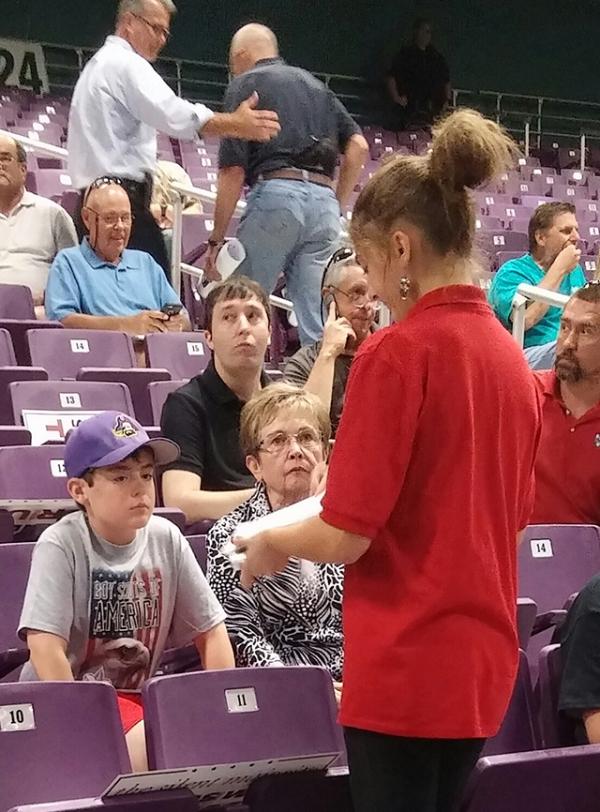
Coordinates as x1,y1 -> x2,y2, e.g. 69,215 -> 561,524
235,109 -> 542,812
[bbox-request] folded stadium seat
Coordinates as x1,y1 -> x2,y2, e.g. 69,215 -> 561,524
9,380 -> 134,442
517,598 -> 537,649
475,216 -> 504,232
181,213 -> 213,258
34,156 -> 65,170
0,444 -> 70,501
0,326 -> 49,424
520,194 -> 553,211
143,666 -> 349,810
28,328 -> 136,379
60,189 -> 80,216
509,217 -> 532,234
460,746 -> 600,812
480,650 -> 539,757
33,168 -> 74,200
153,507 -> 186,531
185,534 -> 207,572
575,199 -> 600,217
487,204 -> 533,227
0,682 -> 131,811
580,255 -> 598,279
519,525 -> 600,672
477,231 -> 529,259
581,224 -> 600,252
561,169 -> 589,186
558,148 -> 583,170
0,542 -> 34,680
7,792 -> 202,812
0,284 -> 35,320
0,320 -> 63,365
76,368 -> 171,427
538,644 -> 578,749
145,332 -> 211,381
0,427 -> 31,446
474,193 -> 515,214
549,183 -> 581,201
572,208 -> 598,225
588,176 -> 600,201
495,250 -> 528,268
147,380 -> 186,425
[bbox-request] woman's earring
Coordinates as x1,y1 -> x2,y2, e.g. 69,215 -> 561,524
399,277 -> 412,300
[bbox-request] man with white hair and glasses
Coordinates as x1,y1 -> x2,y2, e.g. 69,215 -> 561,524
68,0 -> 280,276
284,247 -> 378,433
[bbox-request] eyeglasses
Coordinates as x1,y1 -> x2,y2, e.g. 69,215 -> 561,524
83,177 -> 123,206
327,284 -> 380,308
84,209 -> 135,227
131,12 -> 171,41
257,428 -> 322,456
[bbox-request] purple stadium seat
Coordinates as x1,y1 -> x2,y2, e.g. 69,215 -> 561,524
538,644 -> 577,749
517,598 -> 537,649
0,445 -> 69,499
509,217 -> 532,234
581,223 -> 600,250
477,231 -> 529,257
520,195 -> 551,211
475,216 -> 503,231
8,791 -> 201,812
580,255 -> 598,280
474,192 -> 514,213
33,169 -> 74,200
153,507 -> 186,531
76,368 -> 171,427
0,285 -> 35,320
0,682 -> 130,811
0,427 -> 31,446
561,168 -> 589,186
185,534 -> 207,572
557,148 -> 582,169
143,666 -> 343,769
148,380 -> 186,425
461,746 -> 600,812
0,367 -> 49,426
0,542 -> 34,678
145,332 -> 210,381
575,198 -> 600,216
9,381 -> 134,442
181,214 -> 213,258
549,183 -> 581,201
587,176 -> 600,200
519,524 -> 600,669
27,328 -> 136,380
481,650 -> 539,756
0,320 -> 63,366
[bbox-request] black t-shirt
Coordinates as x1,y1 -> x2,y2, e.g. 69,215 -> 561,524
389,44 -> 449,106
160,360 -> 270,491
558,574 -> 600,744
219,57 -> 361,186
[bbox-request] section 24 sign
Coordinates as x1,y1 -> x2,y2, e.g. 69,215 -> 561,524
0,38 -> 49,95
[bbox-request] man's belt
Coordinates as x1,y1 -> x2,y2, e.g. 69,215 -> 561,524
259,167 -> 334,189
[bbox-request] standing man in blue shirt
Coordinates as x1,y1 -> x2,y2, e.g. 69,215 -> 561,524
46,179 -> 185,340
489,202 -> 586,368
204,23 -> 369,346
68,0 -> 280,277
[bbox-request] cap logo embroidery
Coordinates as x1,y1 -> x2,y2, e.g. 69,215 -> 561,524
113,415 -> 137,439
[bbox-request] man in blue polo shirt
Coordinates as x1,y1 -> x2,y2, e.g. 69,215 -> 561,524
45,179 -> 185,335
489,201 -> 586,368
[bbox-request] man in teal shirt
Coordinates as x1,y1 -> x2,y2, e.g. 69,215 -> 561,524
489,202 -> 586,365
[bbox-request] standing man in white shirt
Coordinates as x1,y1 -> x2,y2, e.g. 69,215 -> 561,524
68,0 -> 280,277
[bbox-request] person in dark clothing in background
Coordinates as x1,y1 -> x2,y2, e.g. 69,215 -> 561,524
386,18 -> 450,129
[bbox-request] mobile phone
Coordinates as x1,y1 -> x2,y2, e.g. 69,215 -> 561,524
161,304 -> 182,318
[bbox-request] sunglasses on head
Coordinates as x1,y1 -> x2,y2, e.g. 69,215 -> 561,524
83,176 -> 124,206
321,247 -> 355,291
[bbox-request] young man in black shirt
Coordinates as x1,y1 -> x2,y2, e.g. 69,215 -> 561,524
160,277 -> 270,523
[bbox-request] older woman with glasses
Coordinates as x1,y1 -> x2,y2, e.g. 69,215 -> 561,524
284,247 -> 379,433
206,383 -> 343,692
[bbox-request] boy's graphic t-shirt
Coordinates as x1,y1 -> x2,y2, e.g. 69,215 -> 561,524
18,511 -> 224,690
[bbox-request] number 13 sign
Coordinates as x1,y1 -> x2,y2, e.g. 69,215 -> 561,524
0,38 -> 49,95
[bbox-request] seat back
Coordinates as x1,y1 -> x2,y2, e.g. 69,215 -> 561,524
0,320 -> 63,365
148,380 -> 186,425
0,285 -> 35,320
0,328 -> 16,365
517,598 -> 537,649
0,682 -> 130,811
28,329 -> 136,380
8,790 -> 201,811
0,445 -> 69,500
185,534 -> 207,572
145,333 -> 210,382
538,644 -> 578,748
143,666 -> 341,769
76,368 -> 171,427
153,507 -> 186,532
482,650 -> 539,756
462,746 -> 600,812
10,381 -> 134,443
0,542 -> 34,671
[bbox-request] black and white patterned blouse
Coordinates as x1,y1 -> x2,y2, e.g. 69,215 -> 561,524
206,484 -> 344,679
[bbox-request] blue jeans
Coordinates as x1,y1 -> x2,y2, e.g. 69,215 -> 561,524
524,340 -> 556,370
235,179 -> 342,345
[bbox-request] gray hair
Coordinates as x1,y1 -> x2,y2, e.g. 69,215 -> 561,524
14,140 -> 27,164
322,246 -> 361,292
117,0 -> 176,21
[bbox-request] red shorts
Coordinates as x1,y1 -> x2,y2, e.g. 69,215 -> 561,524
117,692 -> 144,733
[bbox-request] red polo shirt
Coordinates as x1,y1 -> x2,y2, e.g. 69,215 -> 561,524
531,370 -> 600,525
321,286 -> 542,739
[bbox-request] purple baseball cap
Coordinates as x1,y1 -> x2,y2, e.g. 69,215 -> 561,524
64,411 -> 179,478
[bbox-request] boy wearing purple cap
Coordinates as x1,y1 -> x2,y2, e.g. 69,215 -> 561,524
18,411 -> 234,772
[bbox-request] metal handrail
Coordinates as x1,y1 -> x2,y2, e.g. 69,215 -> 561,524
511,283 -> 569,347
